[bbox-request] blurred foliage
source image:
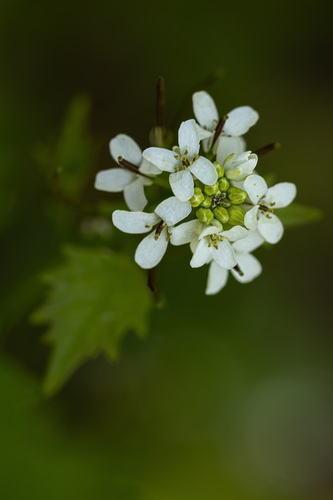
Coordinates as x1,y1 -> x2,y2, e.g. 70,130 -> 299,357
34,94 -> 96,202
32,246 -> 152,395
0,0 -> 332,498
278,203 -> 323,227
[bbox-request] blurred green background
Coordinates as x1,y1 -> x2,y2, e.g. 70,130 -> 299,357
1,0 -> 333,498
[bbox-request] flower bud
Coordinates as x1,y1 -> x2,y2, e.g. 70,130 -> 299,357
196,208 -> 214,224
213,161 -> 225,178
190,187 -> 205,207
219,177 -> 230,192
227,205 -> 245,225
201,195 -> 212,208
204,182 -> 219,195
227,186 -> 248,204
221,199 -> 231,208
213,206 -> 229,224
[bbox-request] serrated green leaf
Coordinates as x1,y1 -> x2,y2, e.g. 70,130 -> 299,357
278,203 -> 323,227
32,245 -> 152,395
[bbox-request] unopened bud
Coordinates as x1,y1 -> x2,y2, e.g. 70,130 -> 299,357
227,205 -> 245,225
201,195 -> 212,208
227,186 -> 248,204
219,177 -> 230,192
190,187 -> 205,207
196,208 -> 214,224
213,206 -> 229,224
213,161 -> 225,178
204,182 -> 219,195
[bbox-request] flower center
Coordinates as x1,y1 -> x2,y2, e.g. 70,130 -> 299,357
259,202 -> 275,219
206,233 -> 223,249
173,146 -> 199,171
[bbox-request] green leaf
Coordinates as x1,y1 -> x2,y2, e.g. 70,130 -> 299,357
278,203 -> 323,227
32,245 -> 152,395
34,95 -> 96,201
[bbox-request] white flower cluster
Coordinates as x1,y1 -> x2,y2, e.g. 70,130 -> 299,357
95,91 -> 296,294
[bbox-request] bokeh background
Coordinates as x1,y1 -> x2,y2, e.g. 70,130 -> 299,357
1,0 -> 333,498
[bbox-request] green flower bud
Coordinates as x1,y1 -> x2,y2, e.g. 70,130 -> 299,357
196,208 -> 214,224
213,206 -> 229,224
213,161 -> 224,178
190,187 -> 205,207
201,195 -> 212,208
227,186 -> 248,204
219,177 -> 230,192
204,182 -> 219,195
221,199 -> 231,208
227,205 -> 245,225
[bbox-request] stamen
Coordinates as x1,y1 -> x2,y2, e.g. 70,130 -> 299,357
211,115 -> 228,148
117,156 -> 139,172
154,220 -> 165,240
118,156 -> 151,180
233,264 -> 244,277
254,142 -> 280,157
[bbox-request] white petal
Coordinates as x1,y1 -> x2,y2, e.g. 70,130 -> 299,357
216,136 -> 246,164
206,261 -> 229,295
192,91 -> 219,131
142,147 -> 178,173
231,253 -> 262,283
189,156 -> 218,186
222,225 -> 248,242
212,239 -> 237,269
123,177 -> 147,211
263,182 -> 297,209
109,134 -> 142,166
139,158 -> 162,176
233,230 -> 264,253
112,210 -> 159,234
155,196 -> 191,226
178,119 -> 200,158
169,169 -> 194,201
171,220 -> 200,246
94,168 -> 134,192
199,225 -> 219,239
135,227 -> 169,269
223,152 -> 258,181
258,212 -> 284,244
244,206 -> 259,230
195,124 -> 214,142
243,175 -> 268,205
223,106 -> 259,136
190,239 -> 212,268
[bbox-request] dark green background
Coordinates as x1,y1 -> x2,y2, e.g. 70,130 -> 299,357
1,0 -> 332,498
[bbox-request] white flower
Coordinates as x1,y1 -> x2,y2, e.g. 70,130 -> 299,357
94,134 -> 160,211
112,196 -> 191,269
192,90 -> 259,163
223,150 -> 258,182
243,175 -> 297,244
206,230 -> 264,294
190,224 -> 248,270
142,119 -> 218,202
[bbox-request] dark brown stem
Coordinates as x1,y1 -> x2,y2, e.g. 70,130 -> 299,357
254,142 -> 280,157
211,115 -> 228,148
156,76 -> 166,128
148,268 -> 157,293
